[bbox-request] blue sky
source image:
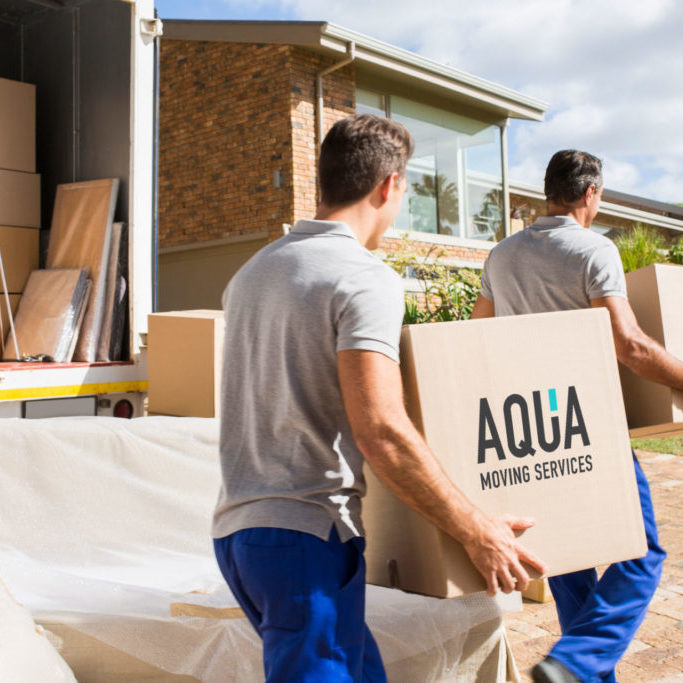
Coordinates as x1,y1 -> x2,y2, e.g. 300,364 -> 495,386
155,0 -> 683,204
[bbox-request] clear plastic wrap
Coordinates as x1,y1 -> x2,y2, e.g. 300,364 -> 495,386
1,268 -> 89,361
0,416 -> 521,682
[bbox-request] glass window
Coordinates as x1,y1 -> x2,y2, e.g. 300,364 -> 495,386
356,88 -> 387,117
357,89 -> 504,241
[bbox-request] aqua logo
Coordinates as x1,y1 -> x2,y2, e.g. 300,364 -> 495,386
477,386 -> 589,464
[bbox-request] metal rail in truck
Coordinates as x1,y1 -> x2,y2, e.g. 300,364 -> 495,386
0,0 -> 160,418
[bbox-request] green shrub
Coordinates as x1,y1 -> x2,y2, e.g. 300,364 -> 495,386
383,238 -> 482,325
668,238 -> 683,265
613,224 -> 667,273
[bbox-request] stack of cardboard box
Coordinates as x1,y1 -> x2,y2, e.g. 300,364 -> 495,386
0,77 -> 40,344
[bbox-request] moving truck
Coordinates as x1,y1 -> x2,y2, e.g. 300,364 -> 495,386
0,0 -> 160,418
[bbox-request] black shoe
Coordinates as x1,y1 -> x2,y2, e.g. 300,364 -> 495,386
531,657 -> 582,683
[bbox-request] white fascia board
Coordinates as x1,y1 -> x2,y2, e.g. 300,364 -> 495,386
597,204 -> 683,232
322,24 -> 548,121
161,20 -> 547,122
510,181 -> 683,233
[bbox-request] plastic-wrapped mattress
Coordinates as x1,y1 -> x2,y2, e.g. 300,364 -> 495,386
0,416 -> 521,682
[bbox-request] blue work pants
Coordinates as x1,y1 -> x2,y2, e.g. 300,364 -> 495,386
213,526 -> 386,683
548,452 -> 666,682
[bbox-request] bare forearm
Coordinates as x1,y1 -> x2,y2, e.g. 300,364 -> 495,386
592,296 -> 683,392
619,334 -> 683,392
338,348 -> 547,593
357,418 -> 484,546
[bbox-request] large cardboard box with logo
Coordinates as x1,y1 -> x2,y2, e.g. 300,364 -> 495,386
147,310 -> 224,418
362,308 -> 647,598
621,263 -> 683,430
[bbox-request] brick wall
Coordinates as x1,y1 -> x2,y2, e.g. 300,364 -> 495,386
159,40 -> 294,248
159,39 -> 490,267
288,48 -> 355,222
159,41 -> 356,250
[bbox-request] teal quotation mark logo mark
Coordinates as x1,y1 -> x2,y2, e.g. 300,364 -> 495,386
548,388 -> 558,412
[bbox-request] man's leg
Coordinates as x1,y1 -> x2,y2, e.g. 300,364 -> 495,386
549,568 -> 598,633
214,527 -> 386,683
546,453 -> 666,682
360,623 -> 386,681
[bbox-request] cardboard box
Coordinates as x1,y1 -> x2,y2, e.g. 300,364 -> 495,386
0,169 -> 40,228
362,308 -> 647,598
630,422 -> 683,439
522,577 -> 554,603
147,310 -> 224,418
621,263 -> 683,429
0,77 -> 35,173
39,622 -> 201,683
0,226 -> 39,293
1,293 -> 20,346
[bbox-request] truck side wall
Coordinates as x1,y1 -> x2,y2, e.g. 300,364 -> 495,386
21,2 -> 131,236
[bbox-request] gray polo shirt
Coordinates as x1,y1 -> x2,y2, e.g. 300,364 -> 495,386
480,216 -> 626,315
212,219 -> 405,543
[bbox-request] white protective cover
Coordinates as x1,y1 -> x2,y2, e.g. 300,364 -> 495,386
0,416 -> 520,682
0,580 -> 77,683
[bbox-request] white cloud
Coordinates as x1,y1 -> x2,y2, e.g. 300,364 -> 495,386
212,0 -> 683,202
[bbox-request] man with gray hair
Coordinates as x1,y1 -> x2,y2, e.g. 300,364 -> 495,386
472,149 -> 680,682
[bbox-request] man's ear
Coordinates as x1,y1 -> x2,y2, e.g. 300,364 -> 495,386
584,183 -> 598,203
378,172 -> 399,203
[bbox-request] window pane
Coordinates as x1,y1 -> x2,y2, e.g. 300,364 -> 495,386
390,96 -> 503,241
464,126 -> 503,241
356,88 -> 386,117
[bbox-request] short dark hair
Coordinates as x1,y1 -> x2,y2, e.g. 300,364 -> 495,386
544,150 -> 603,205
318,114 -> 414,207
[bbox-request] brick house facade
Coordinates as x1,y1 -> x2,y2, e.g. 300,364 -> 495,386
156,22 -> 682,312
159,41 -> 356,250
159,40 -> 497,264
155,21 -> 551,310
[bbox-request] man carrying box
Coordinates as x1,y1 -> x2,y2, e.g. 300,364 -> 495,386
472,149 -> 681,683
211,114 -> 547,682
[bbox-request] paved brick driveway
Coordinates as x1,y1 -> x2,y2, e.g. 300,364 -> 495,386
504,450 -> 683,682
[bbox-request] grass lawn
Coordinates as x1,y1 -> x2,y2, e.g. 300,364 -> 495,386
631,435 -> 683,456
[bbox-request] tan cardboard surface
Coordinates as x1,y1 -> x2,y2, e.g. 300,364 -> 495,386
621,264 -> 683,427
0,225 -> 39,293
0,293 -> 20,351
0,169 -> 40,227
39,623 -> 201,683
363,308 -> 647,598
147,310 -> 224,418
629,422 -> 683,439
169,603 -> 245,619
0,77 -> 35,173
47,179 -> 118,361
522,578 -> 554,603
2,269 -> 89,362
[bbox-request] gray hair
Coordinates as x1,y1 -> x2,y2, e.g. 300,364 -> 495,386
544,150 -> 603,205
